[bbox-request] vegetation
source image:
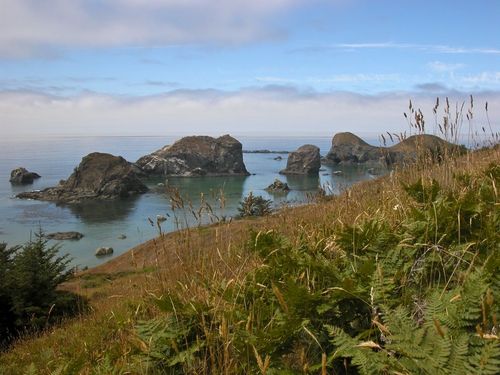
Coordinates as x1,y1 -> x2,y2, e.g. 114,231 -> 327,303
0,97 -> 498,374
0,234 -> 84,349
136,162 -> 499,374
238,192 -> 273,217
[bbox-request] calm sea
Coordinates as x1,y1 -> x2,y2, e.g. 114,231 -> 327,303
0,135 -> 381,268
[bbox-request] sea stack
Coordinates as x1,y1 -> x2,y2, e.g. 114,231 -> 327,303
136,134 -> 249,177
9,167 -> 41,184
323,132 -> 382,165
17,152 -> 148,203
280,144 -> 321,175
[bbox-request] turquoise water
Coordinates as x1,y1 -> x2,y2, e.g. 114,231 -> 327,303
0,135 -> 381,268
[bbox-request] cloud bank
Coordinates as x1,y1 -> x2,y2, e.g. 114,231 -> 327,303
0,0 -> 315,58
1,87 -> 498,137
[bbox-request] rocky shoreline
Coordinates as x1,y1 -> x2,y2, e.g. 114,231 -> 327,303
7,132 -> 467,262
14,132 -> 464,205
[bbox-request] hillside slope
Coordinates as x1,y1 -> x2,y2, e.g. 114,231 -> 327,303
1,146 -> 498,374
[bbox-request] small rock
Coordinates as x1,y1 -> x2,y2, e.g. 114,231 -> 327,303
273,156 -> 283,161
265,179 -> 290,193
95,247 -> 114,256
367,168 -> 381,175
188,167 -> 207,176
332,171 -> 343,175
322,173 -> 330,176
117,234 -> 127,239
156,215 -> 167,223
46,231 -> 84,240
9,167 -> 41,184
157,183 -> 165,187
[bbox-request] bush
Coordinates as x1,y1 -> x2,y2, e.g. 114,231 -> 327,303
0,233 -> 84,349
0,243 -> 18,346
237,192 -> 273,217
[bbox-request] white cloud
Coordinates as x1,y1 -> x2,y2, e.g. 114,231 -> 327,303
0,0 -> 317,58
1,87 -> 498,137
427,61 -> 465,73
256,73 -> 400,84
296,42 -> 500,55
459,72 -> 500,84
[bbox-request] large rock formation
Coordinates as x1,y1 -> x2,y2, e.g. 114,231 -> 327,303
136,135 -> 249,176
9,167 -> 41,184
323,132 -> 463,166
280,144 -> 321,175
387,134 -> 465,164
17,153 -> 148,203
323,133 -> 382,165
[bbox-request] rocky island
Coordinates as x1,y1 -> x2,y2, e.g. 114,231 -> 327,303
136,135 -> 249,177
17,152 -> 148,203
323,132 -> 464,166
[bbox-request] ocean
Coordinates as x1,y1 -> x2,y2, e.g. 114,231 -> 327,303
0,135 -> 381,268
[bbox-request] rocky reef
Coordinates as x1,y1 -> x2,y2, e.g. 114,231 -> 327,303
323,132 -> 463,166
17,153 -> 148,203
46,231 -> 84,240
280,144 -> 321,175
136,135 -> 249,177
265,179 -> 290,193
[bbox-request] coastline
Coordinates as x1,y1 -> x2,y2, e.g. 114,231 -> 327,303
5,146 -> 499,374
77,174 -> 383,276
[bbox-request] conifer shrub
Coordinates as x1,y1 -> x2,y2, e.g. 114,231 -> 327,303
237,192 -> 273,217
0,234 -> 85,349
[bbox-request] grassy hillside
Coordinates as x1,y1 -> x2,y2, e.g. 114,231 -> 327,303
0,144 -> 498,374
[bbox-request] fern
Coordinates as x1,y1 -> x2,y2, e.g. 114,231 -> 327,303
466,340 -> 500,375
326,279 -> 500,374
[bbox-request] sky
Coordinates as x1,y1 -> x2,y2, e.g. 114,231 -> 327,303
0,0 -> 499,137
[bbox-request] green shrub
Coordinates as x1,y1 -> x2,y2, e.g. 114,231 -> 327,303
238,192 -> 273,217
0,233 -> 85,349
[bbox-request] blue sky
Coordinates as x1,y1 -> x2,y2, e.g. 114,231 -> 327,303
0,0 -> 499,136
